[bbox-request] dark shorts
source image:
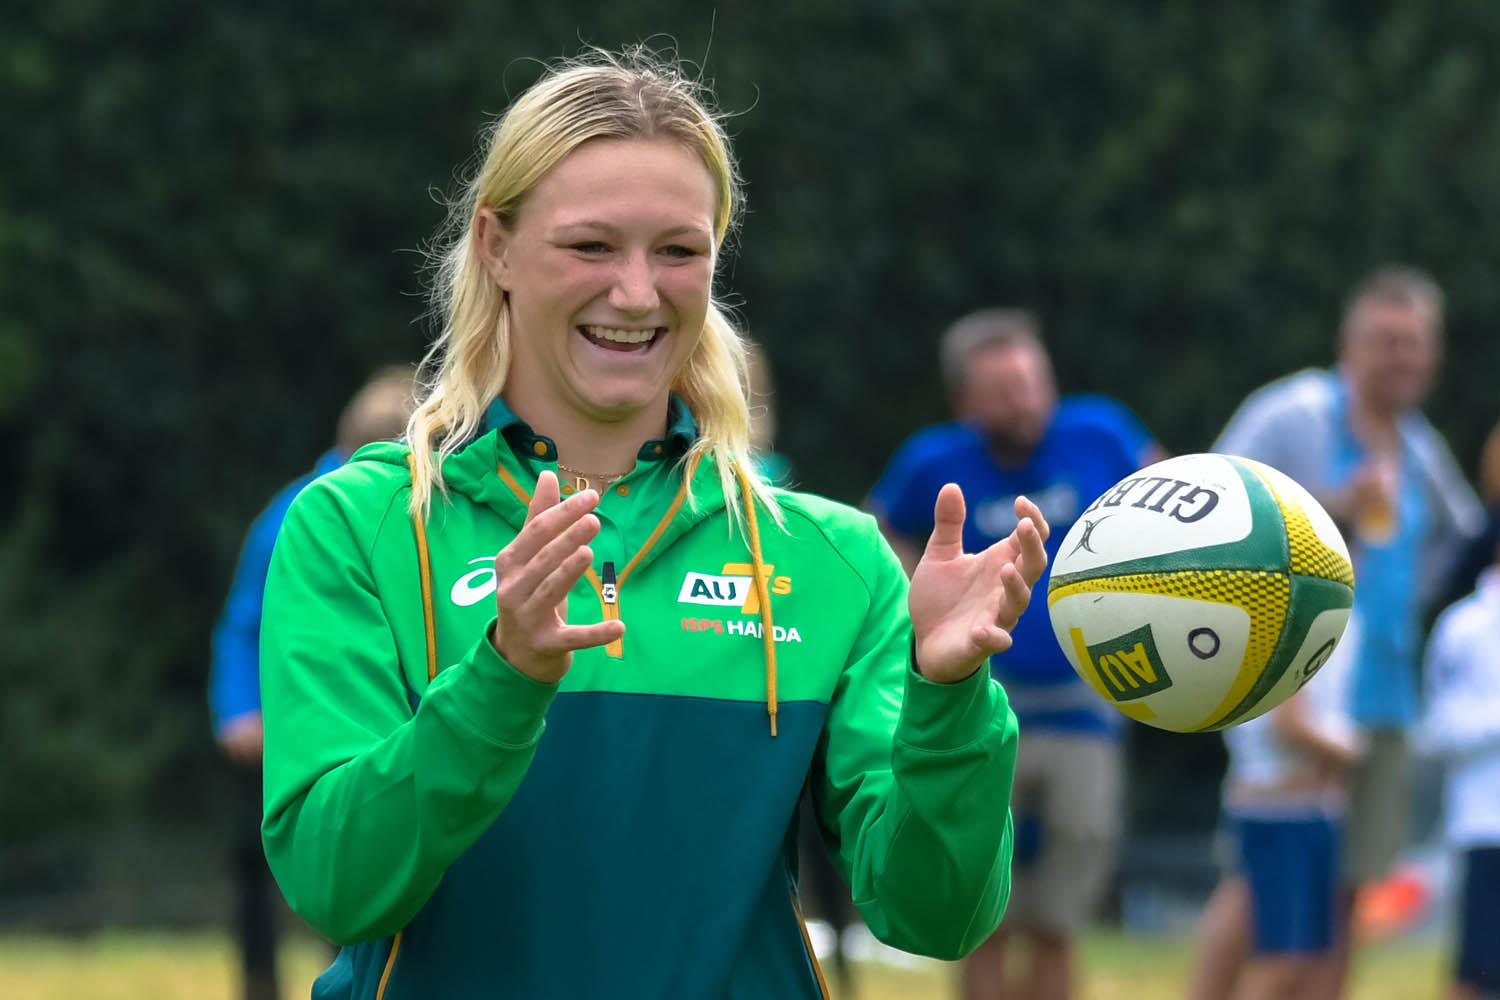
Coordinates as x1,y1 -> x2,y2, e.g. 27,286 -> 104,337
1236,812 -> 1341,954
1457,846 -> 1500,991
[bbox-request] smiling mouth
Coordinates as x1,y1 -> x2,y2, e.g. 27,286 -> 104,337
579,324 -> 665,353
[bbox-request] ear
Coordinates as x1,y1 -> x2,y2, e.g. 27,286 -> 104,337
474,208 -> 513,290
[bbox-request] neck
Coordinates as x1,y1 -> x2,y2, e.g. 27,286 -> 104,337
505,391 -> 669,476
982,430 -> 1034,469
1342,373 -> 1401,450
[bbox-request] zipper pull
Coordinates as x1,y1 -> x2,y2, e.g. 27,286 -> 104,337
601,561 -> 618,604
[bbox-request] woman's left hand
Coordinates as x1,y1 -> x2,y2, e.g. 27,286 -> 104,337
908,486 -> 1050,684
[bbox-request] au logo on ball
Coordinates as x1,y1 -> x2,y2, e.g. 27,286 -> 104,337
1077,624 -> 1174,702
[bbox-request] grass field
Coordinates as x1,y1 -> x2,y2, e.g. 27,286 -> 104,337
0,928 -> 1446,999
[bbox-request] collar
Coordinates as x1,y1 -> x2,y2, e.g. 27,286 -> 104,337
482,393 -> 698,464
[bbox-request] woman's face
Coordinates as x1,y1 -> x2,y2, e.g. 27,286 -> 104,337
479,138 -> 717,430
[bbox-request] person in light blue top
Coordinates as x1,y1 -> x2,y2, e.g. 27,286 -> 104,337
869,308 -> 1160,1000
209,367 -> 415,1000
1197,265 -> 1483,1000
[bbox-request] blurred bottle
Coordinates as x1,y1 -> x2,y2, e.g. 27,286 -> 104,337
1355,455 -> 1399,544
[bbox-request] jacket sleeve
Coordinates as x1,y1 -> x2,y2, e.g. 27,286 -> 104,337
813,516 -> 1018,960
259,477 -> 557,944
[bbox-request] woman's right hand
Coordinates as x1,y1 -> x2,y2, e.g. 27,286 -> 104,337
489,471 -> 626,683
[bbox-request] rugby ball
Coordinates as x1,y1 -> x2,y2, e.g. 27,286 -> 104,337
1046,453 -> 1355,733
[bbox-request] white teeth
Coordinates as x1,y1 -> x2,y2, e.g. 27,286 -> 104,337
582,325 -> 657,345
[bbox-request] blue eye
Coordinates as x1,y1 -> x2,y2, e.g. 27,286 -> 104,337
662,244 -> 699,259
571,242 -> 609,254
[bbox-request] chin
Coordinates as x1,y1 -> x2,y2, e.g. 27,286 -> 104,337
576,386 -> 665,421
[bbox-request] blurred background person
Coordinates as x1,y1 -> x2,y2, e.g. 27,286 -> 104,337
1434,417 -> 1500,613
1418,533 -> 1500,1000
208,366 -> 415,1000
1209,265 -> 1485,997
746,340 -> 794,488
1185,619 -> 1362,1000
868,309 -> 1161,1000
747,338 -> 862,993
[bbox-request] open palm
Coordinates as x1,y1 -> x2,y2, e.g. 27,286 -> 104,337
908,485 -> 1050,684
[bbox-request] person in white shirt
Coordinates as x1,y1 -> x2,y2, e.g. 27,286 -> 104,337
1419,556 -> 1500,1000
1186,616 -> 1363,1000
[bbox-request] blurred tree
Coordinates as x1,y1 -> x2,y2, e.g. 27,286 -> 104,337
3,0 -> 1500,911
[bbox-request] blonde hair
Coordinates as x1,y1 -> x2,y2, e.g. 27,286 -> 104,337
407,47 -> 778,527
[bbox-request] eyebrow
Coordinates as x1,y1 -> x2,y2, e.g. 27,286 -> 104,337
552,220 -> 712,240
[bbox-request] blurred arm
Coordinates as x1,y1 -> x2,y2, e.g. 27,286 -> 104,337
209,502 -> 283,739
1270,689 -> 1360,769
867,437 -> 939,577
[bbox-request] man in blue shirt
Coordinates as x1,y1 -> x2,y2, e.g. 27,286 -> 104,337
869,309 -> 1159,1000
209,367 -> 414,1000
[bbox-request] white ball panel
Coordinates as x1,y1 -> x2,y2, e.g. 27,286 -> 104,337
1052,453 -> 1255,579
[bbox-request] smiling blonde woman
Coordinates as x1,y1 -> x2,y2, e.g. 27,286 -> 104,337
259,47 -> 1047,1000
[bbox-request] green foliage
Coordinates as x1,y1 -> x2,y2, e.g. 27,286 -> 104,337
4,1 -> 1500,856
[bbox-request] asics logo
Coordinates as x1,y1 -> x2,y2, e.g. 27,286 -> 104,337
450,557 -> 497,607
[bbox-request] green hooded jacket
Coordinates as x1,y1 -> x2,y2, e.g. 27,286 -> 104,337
260,403 -> 1019,999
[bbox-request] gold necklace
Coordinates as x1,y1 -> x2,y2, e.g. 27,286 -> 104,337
557,462 -> 630,494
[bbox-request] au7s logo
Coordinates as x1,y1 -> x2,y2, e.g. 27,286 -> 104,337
677,564 -> 791,613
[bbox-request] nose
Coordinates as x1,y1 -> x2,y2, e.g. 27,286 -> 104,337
609,252 -> 660,315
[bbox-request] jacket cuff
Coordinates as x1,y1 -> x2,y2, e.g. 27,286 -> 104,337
426,619 -> 560,749
896,657 -> 1008,754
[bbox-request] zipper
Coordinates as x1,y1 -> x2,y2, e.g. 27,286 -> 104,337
598,560 -> 622,659
493,462 -> 690,663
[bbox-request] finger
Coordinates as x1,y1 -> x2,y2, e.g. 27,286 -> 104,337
501,487 -> 600,567
527,470 -> 562,523
970,622 -> 1013,657
1011,516 -> 1049,586
548,619 -> 627,653
926,483 -> 967,558
996,561 -> 1032,629
498,513 -> 602,605
517,542 -> 597,621
1013,495 -> 1051,543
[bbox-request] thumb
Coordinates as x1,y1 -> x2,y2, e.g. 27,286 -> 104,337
528,469 -> 561,523
926,482 -> 967,558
